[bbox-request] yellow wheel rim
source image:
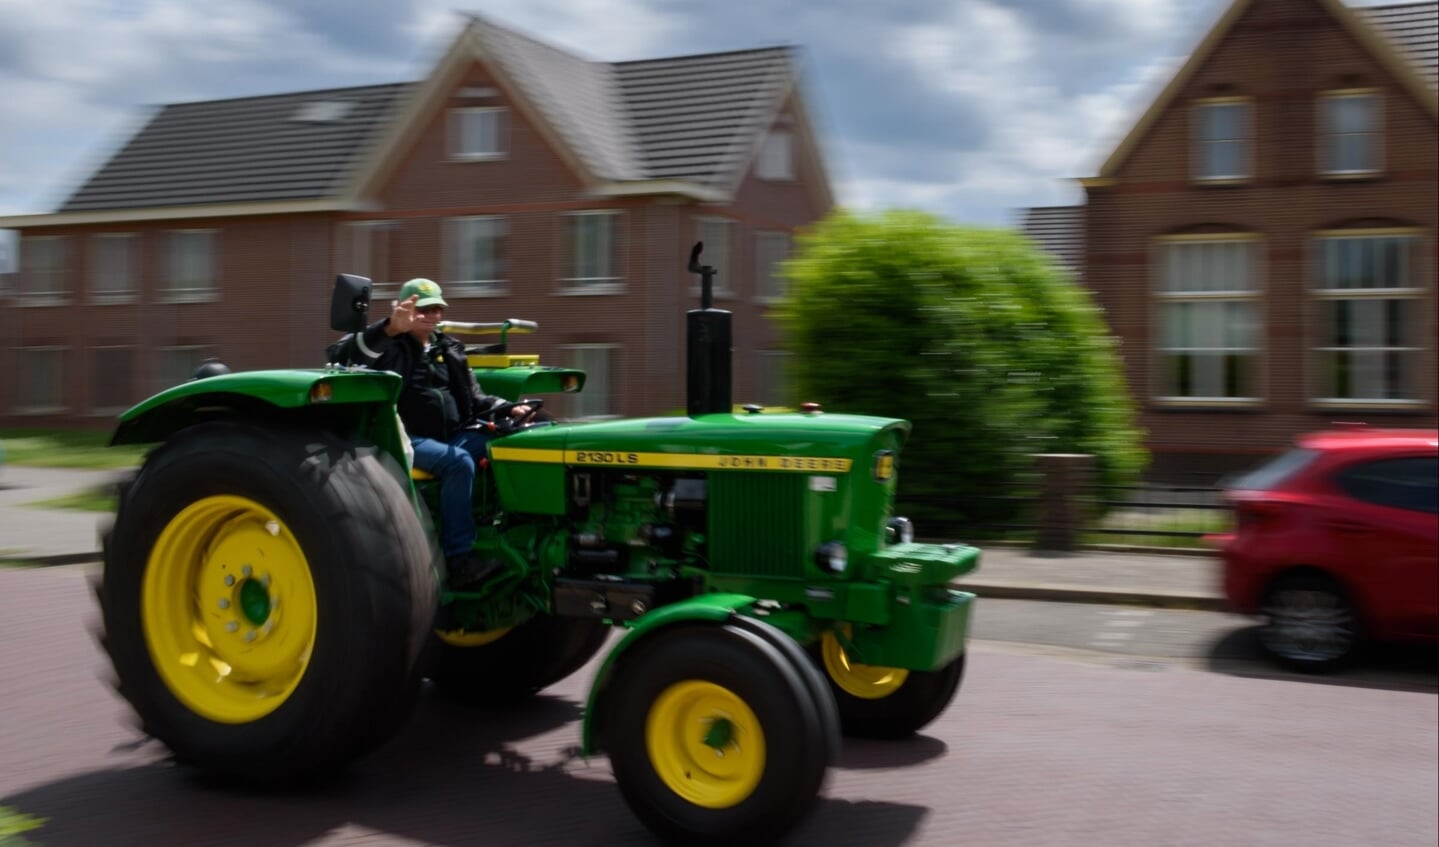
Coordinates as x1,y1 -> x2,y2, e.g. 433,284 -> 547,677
821,630 -> 909,700
141,495 -> 318,724
435,626 -> 513,647
645,680 -> 766,809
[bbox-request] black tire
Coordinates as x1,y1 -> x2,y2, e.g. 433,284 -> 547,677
430,614 -> 612,705
607,624 -> 837,845
1259,571 -> 1359,673
100,420 -> 437,784
813,634 -> 965,739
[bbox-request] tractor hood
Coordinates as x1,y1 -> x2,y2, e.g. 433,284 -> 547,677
492,412 -> 911,473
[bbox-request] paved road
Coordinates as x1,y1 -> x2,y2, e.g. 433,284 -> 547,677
1,564 -> 1435,847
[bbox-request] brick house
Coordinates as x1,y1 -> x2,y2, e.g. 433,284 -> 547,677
0,14 -> 833,427
1024,0 -> 1437,480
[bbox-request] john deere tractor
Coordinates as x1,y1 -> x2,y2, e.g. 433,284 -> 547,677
99,244 -> 980,844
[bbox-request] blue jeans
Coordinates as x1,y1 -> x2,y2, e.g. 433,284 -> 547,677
410,430 -> 494,558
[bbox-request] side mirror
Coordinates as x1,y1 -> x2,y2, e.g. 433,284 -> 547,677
330,274 -> 371,333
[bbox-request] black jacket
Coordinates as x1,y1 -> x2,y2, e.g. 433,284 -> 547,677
327,319 -> 503,441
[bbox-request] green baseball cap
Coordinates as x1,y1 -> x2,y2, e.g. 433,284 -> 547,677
398,278 -> 448,309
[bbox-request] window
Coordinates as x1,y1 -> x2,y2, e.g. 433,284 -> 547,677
450,107 -> 506,160
91,234 -> 137,301
17,347 -> 65,412
755,232 -> 791,301
1155,237 -> 1261,400
90,346 -> 135,413
447,216 -> 507,295
1320,91 -> 1380,175
755,350 -> 791,408
20,236 -> 68,301
165,231 -> 217,300
1333,457 -> 1438,514
1192,99 -> 1251,181
342,221 -> 395,285
561,211 -> 621,288
563,344 -> 616,418
696,218 -> 734,295
1313,232 -> 1424,403
756,129 -> 794,180
154,345 -> 216,392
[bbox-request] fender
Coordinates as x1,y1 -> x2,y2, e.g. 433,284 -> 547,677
580,592 -> 758,756
110,369 -> 408,467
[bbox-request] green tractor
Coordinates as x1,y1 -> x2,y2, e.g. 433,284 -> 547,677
98,244 -> 980,844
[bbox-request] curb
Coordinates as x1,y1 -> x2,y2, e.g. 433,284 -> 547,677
5,552 -> 1229,613
953,581 -> 1227,612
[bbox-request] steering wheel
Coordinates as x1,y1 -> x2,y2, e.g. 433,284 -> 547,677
481,398 -> 546,435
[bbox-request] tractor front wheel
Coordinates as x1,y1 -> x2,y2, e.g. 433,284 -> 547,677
815,631 -> 964,739
99,421 -> 436,784
606,623 -> 837,845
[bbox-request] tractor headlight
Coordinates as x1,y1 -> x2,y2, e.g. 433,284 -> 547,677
813,541 -> 847,574
886,516 -> 914,545
309,382 -> 334,403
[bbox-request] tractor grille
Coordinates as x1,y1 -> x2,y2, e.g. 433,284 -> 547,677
707,473 -> 810,578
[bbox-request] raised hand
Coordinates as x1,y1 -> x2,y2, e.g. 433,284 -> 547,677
388,294 -> 419,335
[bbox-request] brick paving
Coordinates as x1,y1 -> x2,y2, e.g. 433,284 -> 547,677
1,564 -> 1435,847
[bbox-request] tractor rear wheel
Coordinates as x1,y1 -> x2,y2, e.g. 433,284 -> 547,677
815,631 -> 964,739
430,614 -> 612,705
99,420 -> 436,784
606,623 -> 837,845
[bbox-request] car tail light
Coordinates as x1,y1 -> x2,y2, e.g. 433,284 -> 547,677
1232,498 -> 1284,533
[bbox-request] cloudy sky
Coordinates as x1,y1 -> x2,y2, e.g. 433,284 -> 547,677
0,0 -> 1401,246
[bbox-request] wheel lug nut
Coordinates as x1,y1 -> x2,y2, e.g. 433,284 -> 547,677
218,599 -> 230,610
224,575 -> 235,587
226,622 -> 238,633
244,630 -> 257,643
242,565 -> 253,577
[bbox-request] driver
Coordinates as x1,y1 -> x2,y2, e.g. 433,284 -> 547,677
326,278 -> 530,590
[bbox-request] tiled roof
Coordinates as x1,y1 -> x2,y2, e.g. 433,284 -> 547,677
615,47 -> 796,185
1019,206 -> 1084,276
59,83 -> 411,213
1356,1 -> 1438,87
56,16 -> 799,213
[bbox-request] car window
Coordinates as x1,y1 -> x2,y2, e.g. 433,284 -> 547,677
1226,448 -> 1320,491
1332,456 -> 1439,514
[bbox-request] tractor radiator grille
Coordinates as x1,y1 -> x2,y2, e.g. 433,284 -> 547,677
707,473 -> 809,578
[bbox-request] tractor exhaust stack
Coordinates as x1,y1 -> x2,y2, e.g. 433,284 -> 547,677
686,242 -> 732,417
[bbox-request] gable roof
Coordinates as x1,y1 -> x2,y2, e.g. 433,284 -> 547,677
1094,0 -> 1438,180
1019,206 -> 1085,276
60,83 -> 411,213
1358,2 -> 1438,86
0,14 -> 819,228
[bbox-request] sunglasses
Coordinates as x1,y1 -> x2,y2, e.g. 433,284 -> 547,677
416,305 -> 445,316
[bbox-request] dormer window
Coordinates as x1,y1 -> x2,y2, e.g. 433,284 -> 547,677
1192,98 -> 1252,182
1320,91 -> 1381,176
756,129 -> 794,180
450,107 -> 506,160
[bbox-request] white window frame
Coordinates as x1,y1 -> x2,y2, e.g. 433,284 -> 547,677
1310,229 -> 1426,407
561,343 -> 619,419
19,235 -> 69,305
16,346 -> 67,413
89,345 -> 135,415
754,349 -> 792,409
1318,89 -> 1382,177
754,231 -> 792,302
154,344 -> 217,392
695,217 -> 735,296
446,215 -> 508,297
450,107 -> 507,161
1153,234 -> 1264,404
91,233 -> 138,304
756,129 -> 794,181
341,220 -> 396,286
558,210 -> 623,292
1192,97 -> 1253,183
164,230 -> 218,302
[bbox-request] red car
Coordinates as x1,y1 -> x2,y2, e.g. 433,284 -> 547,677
1211,425 -> 1438,671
